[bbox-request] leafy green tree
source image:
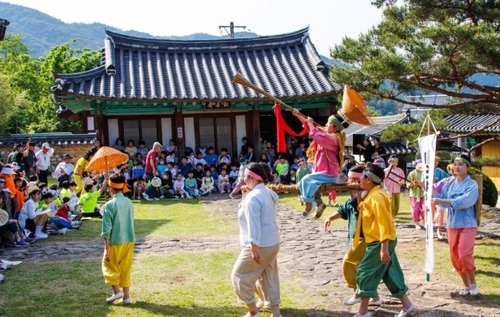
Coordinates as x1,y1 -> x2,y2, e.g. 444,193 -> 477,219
331,0 -> 500,112
0,35 -> 100,133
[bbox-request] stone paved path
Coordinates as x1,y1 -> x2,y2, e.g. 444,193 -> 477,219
2,196 -> 500,317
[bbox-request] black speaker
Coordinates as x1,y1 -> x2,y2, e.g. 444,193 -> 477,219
352,134 -> 366,155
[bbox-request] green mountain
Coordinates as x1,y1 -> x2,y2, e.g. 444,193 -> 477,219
0,1 -> 260,56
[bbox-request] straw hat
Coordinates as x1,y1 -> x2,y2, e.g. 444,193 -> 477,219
337,85 -> 376,127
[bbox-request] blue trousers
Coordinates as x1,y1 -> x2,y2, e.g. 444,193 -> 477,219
298,172 -> 338,202
48,217 -> 72,229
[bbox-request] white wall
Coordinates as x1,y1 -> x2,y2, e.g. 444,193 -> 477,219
235,115 -> 246,155
184,117 -> 195,150
87,116 -> 95,131
161,117 -> 172,147
107,119 -> 119,146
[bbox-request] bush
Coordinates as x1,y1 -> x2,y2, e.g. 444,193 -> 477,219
469,167 -> 498,207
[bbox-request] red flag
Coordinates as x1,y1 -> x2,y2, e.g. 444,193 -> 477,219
273,102 -> 309,153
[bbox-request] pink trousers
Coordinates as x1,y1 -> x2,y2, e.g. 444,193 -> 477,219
410,197 -> 425,222
447,228 -> 476,273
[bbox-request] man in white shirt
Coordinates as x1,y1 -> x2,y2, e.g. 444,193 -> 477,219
35,142 -> 54,184
52,153 -> 75,187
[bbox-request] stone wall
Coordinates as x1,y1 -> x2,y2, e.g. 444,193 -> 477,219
0,144 -> 95,166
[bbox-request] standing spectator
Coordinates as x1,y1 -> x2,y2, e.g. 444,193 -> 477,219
432,154 -> 479,296
74,148 -> 97,195
101,173 -> 136,304
124,140 -> 137,158
23,139 -> 37,177
142,142 -> 162,201
406,160 -> 425,229
372,137 -> 387,162
112,138 -> 125,152
263,141 -> 276,166
383,155 -> 406,220
35,143 -> 54,184
240,136 -> 249,159
231,163 -> 282,317
9,143 -> 26,174
52,153 -> 75,188
355,163 -> 415,317
294,139 -> 307,158
246,145 -> 257,163
356,138 -> 375,163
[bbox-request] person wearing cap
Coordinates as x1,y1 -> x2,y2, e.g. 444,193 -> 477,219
23,139 -> 37,177
406,160 -> 425,229
291,109 -> 347,219
431,154 -> 480,296
74,149 -> 97,195
35,142 -> 55,184
52,153 -> 75,188
355,163 -> 415,317
101,173 -> 136,305
383,156 -> 406,220
142,142 -> 162,201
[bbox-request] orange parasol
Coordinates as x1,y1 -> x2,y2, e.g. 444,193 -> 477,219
86,146 -> 129,172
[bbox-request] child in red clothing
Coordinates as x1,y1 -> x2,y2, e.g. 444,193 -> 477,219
56,197 -> 71,220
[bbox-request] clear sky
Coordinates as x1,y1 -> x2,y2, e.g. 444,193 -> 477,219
2,0 -> 383,57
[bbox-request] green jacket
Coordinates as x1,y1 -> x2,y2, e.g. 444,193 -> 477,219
101,193 -> 135,245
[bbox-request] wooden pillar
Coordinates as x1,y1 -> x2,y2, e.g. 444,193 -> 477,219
174,110 -> 185,154
94,114 -> 108,146
251,109 -> 261,158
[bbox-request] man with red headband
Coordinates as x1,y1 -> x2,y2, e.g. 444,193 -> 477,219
101,173 -> 135,305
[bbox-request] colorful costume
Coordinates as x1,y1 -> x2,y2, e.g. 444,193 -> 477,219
231,183 -> 281,306
383,165 -> 405,218
406,169 -> 424,223
355,185 -> 409,298
101,193 -> 135,288
298,127 -> 342,203
435,175 -> 478,273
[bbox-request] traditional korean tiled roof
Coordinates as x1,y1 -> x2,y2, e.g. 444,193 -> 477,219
0,133 -> 97,147
343,113 -> 412,147
445,114 -> 500,136
52,28 -> 340,110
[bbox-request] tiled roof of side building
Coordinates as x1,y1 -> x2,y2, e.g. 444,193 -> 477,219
445,114 -> 500,135
52,27 -> 340,103
0,133 -> 97,146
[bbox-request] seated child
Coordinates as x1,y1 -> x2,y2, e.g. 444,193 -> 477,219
173,173 -> 190,199
228,165 -> 239,187
218,169 -> 231,193
79,179 -> 108,217
209,166 -> 219,191
131,160 -> 145,180
159,171 -> 174,199
184,170 -> 200,198
134,177 -> 147,200
200,170 -> 215,195
48,196 -> 80,232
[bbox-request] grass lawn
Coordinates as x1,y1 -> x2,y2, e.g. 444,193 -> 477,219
0,190 -> 498,316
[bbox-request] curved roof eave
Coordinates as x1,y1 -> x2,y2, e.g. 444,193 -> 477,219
104,27 -> 310,49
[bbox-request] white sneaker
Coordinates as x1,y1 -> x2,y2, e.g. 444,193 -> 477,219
35,232 -> 49,240
459,287 -> 469,295
154,197 -> 159,201
142,193 -> 153,201
256,299 -> 270,309
469,284 -> 479,295
159,195 -> 165,199
106,291 -> 123,303
57,228 -> 67,235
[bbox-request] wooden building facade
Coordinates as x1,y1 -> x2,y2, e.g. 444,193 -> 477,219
52,28 -> 340,158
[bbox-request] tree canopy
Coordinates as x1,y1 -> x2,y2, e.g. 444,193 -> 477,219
331,0 -> 500,112
0,35 -> 100,134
